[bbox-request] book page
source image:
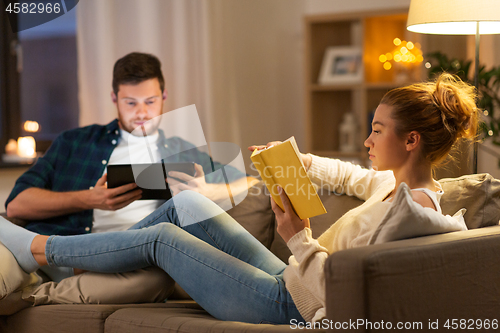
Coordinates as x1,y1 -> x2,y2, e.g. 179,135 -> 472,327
252,137 -> 305,168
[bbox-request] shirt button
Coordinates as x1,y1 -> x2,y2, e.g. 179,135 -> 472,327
102,160 -> 107,165
112,139 -> 117,145
85,227 -> 90,232
115,130 -> 119,135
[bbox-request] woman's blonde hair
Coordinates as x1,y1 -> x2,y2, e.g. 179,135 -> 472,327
380,73 -> 479,165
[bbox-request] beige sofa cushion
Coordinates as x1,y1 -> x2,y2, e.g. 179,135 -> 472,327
226,181 -> 275,249
439,173 -> 500,229
0,242 -> 42,315
105,307 -> 303,333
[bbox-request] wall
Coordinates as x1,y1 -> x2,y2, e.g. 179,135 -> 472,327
207,0 -> 306,173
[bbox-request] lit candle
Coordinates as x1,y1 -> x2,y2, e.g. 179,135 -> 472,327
17,136 -> 36,158
5,139 -> 17,155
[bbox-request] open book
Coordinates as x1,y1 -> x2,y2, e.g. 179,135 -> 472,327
250,137 -> 327,219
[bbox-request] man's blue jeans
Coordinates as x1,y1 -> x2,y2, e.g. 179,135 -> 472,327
45,191 -> 304,324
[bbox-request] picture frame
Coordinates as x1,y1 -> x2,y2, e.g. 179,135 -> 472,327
318,46 -> 363,85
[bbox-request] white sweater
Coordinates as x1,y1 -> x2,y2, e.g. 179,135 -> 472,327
282,154 -> 395,322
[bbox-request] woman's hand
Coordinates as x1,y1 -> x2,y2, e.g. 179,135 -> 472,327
271,186 -> 310,243
248,141 -> 312,171
247,141 -> 283,152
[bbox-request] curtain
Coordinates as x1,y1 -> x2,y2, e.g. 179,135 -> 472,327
76,0 -> 214,144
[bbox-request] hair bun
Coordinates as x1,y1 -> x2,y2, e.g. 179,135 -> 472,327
432,73 -> 478,141
380,72 -> 479,166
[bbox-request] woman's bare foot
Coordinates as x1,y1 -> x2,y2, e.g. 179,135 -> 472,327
30,235 -> 49,266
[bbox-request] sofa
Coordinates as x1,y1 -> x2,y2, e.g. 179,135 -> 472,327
1,173 -> 500,332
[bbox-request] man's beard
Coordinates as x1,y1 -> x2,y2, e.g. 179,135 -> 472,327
118,109 -> 162,137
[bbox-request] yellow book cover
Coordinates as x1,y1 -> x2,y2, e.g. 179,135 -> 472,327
250,137 -> 327,219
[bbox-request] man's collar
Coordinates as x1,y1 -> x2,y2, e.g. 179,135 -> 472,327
109,118 -> 167,147
106,119 -> 120,136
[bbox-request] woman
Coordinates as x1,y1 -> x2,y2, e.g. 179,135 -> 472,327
0,73 -> 478,324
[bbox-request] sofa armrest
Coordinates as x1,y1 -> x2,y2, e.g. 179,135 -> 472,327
0,212 -> 27,227
324,226 -> 500,332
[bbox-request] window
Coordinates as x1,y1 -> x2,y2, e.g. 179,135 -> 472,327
1,1 -> 78,157
0,9 -> 21,156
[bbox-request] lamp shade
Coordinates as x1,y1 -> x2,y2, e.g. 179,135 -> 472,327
407,0 -> 500,35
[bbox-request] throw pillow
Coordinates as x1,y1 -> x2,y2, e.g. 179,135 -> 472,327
439,173 -> 500,229
369,182 -> 467,245
0,241 -> 42,315
225,181 -> 276,249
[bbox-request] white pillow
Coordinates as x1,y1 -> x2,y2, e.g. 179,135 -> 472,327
0,241 -> 42,315
369,182 -> 467,245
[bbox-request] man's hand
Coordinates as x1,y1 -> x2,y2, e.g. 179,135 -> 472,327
167,163 -> 218,199
271,185 -> 310,243
86,174 -> 142,211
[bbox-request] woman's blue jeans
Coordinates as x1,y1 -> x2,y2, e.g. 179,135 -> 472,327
45,191 -> 304,324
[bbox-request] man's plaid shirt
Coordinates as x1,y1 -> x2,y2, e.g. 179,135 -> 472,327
6,119 -> 244,235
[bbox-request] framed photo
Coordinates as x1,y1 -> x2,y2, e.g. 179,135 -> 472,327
318,46 -> 363,85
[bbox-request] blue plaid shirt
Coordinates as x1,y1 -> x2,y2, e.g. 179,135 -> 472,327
6,119 -> 245,235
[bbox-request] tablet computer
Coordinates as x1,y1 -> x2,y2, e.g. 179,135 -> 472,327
107,162 -> 196,200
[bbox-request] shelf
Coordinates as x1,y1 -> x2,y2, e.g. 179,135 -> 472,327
304,9 -> 471,175
304,10 -> 415,167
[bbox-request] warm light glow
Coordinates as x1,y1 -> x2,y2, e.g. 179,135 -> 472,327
378,38 -> 423,71
23,120 -> 40,133
407,0 -> 500,35
489,130 -> 494,136
408,22 -> 500,35
17,136 -> 36,158
5,139 -> 17,155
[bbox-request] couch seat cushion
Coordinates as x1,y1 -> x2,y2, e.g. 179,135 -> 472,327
105,307 -> 326,333
0,302 -> 197,333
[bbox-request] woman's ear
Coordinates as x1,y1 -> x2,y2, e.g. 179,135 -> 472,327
405,131 -> 421,152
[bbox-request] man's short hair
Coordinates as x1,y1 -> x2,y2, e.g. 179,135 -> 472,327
112,52 -> 165,95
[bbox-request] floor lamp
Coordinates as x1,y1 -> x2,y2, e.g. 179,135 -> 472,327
406,0 -> 500,174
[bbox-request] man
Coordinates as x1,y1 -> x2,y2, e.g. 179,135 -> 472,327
5,52 -> 257,303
